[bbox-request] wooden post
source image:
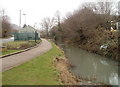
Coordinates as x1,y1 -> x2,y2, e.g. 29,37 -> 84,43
35,31 -> 37,42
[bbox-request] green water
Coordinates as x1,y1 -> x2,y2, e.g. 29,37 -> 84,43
60,44 -> 119,85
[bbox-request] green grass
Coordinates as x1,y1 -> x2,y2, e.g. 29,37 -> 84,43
0,72 -> 1,85
0,50 -> 20,56
2,41 -> 64,85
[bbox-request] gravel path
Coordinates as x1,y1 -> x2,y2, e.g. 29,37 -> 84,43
0,39 -> 52,72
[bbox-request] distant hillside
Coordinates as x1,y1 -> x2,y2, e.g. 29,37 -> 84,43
11,24 -> 22,30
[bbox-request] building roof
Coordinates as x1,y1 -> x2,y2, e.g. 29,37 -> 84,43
19,25 -> 38,33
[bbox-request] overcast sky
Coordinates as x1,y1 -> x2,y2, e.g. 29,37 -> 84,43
0,0 -> 84,27
0,0 -> 119,28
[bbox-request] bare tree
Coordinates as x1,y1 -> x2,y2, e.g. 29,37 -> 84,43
2,15 -> 12,37
40,17 -> 56,37
97,1 -> 115,15
54,11 -> 62,32
0,9 -> 12,38
0,10 -> 19,38
82,1 -> 117,15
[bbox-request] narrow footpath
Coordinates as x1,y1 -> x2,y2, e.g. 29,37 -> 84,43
0,39 -> 52,72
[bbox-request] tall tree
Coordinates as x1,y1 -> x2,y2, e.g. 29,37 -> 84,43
2,15 -> 12,37
0,10 -> 12,38
40,17 -> 56,37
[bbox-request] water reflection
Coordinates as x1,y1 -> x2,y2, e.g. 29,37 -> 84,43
100,59 -> 109,66
59,44 -> 118,85
109,73 -> 118,85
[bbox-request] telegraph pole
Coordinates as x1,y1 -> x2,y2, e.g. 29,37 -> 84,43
19,10 -> 21,27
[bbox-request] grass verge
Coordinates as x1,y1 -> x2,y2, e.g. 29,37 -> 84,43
0,50 -> 20,56
2,40 -> 64,85
1,40 -> 41,56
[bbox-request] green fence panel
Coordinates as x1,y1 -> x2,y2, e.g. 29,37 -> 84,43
14,32 -> 40,41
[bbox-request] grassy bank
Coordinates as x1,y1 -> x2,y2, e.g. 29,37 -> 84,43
1,40 -> 41,56
2,41 -> 63,85
1,50 -> 20,56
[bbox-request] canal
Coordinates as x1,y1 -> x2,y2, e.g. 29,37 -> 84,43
59,43 -> 119,85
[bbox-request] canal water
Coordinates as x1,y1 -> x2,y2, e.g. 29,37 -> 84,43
59,43 -> 119,85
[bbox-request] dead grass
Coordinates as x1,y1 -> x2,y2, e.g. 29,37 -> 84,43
3,40 -> 41,50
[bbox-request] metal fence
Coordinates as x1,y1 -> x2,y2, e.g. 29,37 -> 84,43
14,32 -> 40,41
